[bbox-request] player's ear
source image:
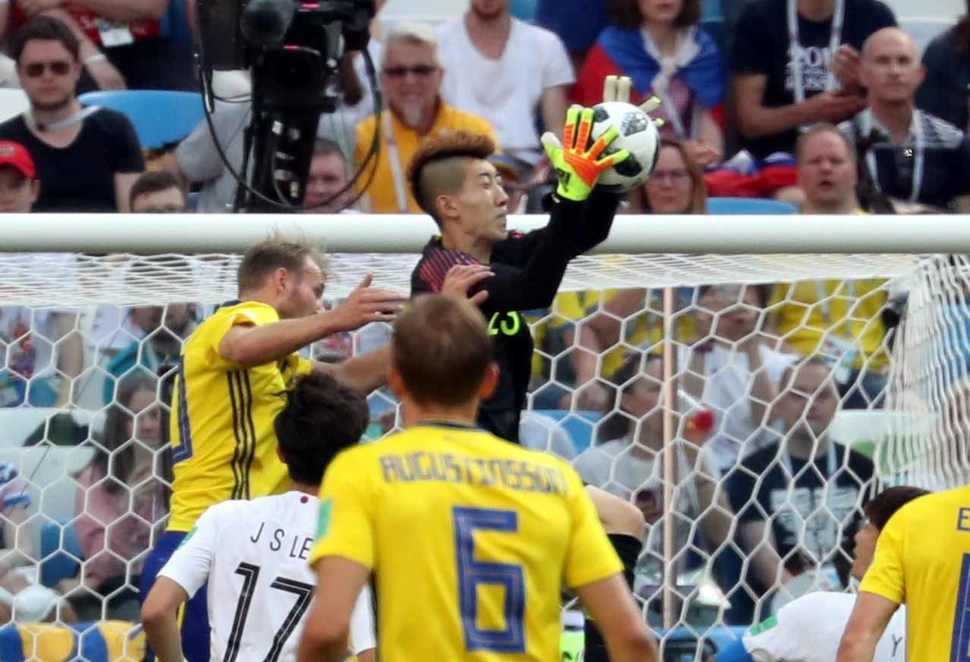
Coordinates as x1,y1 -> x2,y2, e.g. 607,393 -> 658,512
272,266 -> 290,293
435,192 -> 458,222
478,362 -> 499,400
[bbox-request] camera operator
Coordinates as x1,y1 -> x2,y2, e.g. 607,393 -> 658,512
162,0 -> 381,213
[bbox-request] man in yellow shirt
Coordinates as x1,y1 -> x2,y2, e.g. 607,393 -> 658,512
838,485 -> 970,661
355,21 -> 497,214
141,236 -> 404,662
770,124 -> 889,408
299,294 -> 658,662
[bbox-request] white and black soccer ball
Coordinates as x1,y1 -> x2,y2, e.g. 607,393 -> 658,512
588,101 -> 660,192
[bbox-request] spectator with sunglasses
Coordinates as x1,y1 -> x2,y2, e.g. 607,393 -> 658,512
355,21 -> 497,214
0,17 -> 144,212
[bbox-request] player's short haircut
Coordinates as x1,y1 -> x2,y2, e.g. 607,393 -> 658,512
382,21 -> 439,66
129,171 -> 185,210
274,372 -> 369,485
237,235 -> 325,294
864,485 -> 930,530
407,131 -> 497,225
10,16 -> 80,62
795,123 -> 858,165
392,294 -> 493,406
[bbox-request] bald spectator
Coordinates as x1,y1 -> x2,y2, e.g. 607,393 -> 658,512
840,28 -> 970,212
730,0 -> 895,159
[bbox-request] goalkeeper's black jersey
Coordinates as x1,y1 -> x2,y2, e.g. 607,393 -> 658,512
409,191 -> 621,444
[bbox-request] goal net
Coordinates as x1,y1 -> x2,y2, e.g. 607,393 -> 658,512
0,242 -> 962,657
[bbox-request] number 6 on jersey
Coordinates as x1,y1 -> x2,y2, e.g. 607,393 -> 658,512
453,507 -> 526,653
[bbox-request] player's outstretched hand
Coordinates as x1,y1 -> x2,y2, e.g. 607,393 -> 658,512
330,274 -> 407,331
541,106 -> 630,202
441,264 -> 493,306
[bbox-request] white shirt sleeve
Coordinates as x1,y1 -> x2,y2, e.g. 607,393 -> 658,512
157,505 -> 225,599
176,102 -> 250,183
743,595 -> 813,660
348,584 -> 376,654
537,27 -> 575,88
743,592 -> 840,661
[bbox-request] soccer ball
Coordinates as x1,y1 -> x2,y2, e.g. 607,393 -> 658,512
588,101 -> 661,192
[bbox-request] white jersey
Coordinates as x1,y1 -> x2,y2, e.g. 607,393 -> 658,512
159,491 -> 375,661
744,591 -> 906,661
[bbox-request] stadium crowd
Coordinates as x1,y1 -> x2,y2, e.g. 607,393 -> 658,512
0,0 -> 965,658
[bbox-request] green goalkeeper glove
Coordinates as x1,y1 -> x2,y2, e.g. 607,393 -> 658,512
540,106 -> 630,202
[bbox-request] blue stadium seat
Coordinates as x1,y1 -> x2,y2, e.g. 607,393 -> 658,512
707,197 -> 799,215
39,518 -> 82,589
510,0 -> 538,21
529,409 -> 600,453
76,90 -> 205,149
0,621 -> 144,661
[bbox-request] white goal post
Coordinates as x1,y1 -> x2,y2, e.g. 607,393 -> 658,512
0,212 -> 966,652
3,212 -> 970,255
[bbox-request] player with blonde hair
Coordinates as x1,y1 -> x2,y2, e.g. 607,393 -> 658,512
299,294 -> 658,662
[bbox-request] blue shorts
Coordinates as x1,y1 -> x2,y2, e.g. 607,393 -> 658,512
141,531 -> 210,662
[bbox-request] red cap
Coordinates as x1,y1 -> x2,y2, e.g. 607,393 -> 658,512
0,141 -> 35,179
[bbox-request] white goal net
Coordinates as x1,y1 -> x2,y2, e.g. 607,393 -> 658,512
0,234 -> 963,659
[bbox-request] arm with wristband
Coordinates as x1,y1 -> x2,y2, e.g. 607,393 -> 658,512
472,77 -> 661,312
541,76 -> 662,251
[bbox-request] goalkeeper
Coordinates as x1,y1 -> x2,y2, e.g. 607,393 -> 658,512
410,76 -> 653,443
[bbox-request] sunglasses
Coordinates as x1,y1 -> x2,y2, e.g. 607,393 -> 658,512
22,61 -> 72,78
382,65 -> 438,79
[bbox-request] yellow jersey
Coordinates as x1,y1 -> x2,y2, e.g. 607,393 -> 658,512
528,289 -> 696,383
0,620 -> 144,661
768,279 -> 889,371
309,423 -> 623,661
168,301 -> 312,532
859,485 -> 970,661
355,105 -> 497,214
